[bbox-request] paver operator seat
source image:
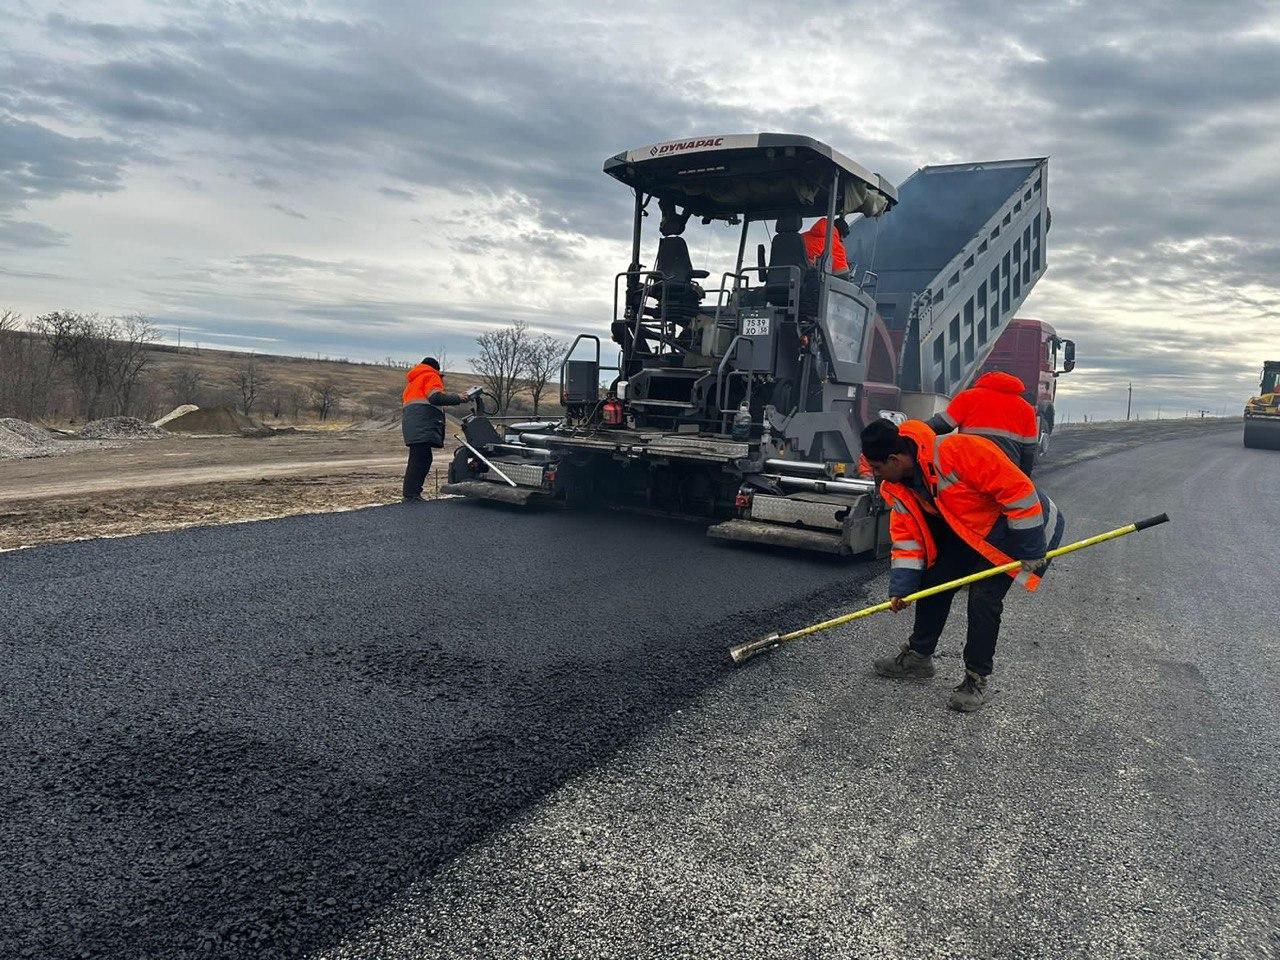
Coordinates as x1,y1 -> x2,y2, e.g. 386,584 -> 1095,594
647,202 -> 708,327
762,214 -> 822,318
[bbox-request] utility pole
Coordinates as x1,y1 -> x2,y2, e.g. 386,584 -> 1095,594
1126,382 -> 1132,421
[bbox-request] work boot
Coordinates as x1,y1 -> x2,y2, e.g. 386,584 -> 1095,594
872,642 -> 936,680
948,670 -> 989,712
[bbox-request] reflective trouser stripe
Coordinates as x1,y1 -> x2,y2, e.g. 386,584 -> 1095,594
892,557 -> 925,570
1008,514 -> 1042,530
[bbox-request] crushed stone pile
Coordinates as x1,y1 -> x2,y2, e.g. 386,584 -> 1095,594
153,404 -> 200,427
79,417 -> 168,440
0,418 -> 68,460
161,405 -> 271,436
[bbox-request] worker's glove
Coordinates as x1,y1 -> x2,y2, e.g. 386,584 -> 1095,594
464,386 -> 483,400
888,596 -> 908,613
1021,556 -> 1048,573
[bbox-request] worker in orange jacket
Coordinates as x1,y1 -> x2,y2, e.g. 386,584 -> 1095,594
802,217 -> 851,276
401,357 -> 469,502
929,371 -> 1040,473
860,417 -> 1065,711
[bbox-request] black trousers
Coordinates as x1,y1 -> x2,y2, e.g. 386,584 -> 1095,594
907,517 -> 1013,676
403,443 -> 433,499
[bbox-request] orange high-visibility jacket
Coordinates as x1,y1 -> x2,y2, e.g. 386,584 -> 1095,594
403,363 -> 445,405
880,420 -> 1064,598
402,363 -> 450,447
931,371 -> 1039,473
802,218 -> 849,273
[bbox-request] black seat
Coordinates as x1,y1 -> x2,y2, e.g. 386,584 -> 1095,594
646,202 -> 706,324
767,215 -> 813,311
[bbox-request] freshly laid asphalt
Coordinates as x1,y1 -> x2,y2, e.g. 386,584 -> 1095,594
2,419 -> 1275,959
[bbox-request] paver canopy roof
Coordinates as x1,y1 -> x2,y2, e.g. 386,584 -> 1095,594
603,133 -> 898,221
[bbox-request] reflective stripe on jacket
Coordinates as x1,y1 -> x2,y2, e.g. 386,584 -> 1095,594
881,420 -> 1065,597
931,371 -> 1039,472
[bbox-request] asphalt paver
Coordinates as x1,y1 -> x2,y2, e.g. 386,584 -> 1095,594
3,420 -> 1273,958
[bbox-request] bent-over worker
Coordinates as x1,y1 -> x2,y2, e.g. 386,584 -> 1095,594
860,417 -> 1066,712
401,357 -> 467,502
929,371 -> 1040,474
802,217 -> 852,276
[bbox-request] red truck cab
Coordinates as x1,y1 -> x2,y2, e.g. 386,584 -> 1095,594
978,318 -> 1075,452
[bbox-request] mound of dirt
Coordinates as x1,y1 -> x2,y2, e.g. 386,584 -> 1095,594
345,411 -> 401,432
161,405 -> 269,435
154,404 -> 200,427
79,417 -> 168,440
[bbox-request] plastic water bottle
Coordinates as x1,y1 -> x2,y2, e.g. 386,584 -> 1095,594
732,402 -> 752,441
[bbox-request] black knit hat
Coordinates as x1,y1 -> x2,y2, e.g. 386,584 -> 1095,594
422,357 -> 440,370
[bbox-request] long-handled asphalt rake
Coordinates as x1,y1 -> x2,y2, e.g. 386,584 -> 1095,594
729,513 -> 1170,665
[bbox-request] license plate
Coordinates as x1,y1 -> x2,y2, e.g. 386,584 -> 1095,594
742,316 -> 770,337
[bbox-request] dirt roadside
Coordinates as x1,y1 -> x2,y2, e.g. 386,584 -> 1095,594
0,416 -> 1244,552
0,431 -> 456,551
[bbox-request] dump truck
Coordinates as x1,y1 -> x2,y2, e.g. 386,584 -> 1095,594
976,317 -> 1075,455
1243,361 -> 1280,449
445,134 -> 1067,554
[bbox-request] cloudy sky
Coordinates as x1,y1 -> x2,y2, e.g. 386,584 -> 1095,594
2,0 -> 1277,419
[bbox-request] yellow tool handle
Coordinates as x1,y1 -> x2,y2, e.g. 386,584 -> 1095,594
729,513 -> 1169,664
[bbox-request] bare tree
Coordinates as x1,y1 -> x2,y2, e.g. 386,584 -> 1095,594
35,311 -> 110,420
166,364 -> 204,406
471,321 -> 530,413
523,334 -> 566,416
229,352 -> 269,416
309,376 -> 344,421
0,309 -> 36,418
103,314 -> 159,417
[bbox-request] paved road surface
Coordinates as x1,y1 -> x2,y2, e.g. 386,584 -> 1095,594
3,420 -> 1275,958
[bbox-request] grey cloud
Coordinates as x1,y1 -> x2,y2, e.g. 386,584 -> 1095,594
268,202 -> 307,220
0,217 -> 69,250
378,186 -> 415,201
0,117 -> 132,209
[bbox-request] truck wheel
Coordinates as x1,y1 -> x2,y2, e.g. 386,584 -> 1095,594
1244,419 -> 1280,450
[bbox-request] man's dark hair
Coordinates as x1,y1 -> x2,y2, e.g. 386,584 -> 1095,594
422,357 -> 440,371
860,418 -> 911,461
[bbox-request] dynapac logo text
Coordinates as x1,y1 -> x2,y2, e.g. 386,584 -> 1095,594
649,137 -> 724,157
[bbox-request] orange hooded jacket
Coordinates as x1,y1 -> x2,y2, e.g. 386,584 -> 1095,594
403,363 -> 446,405
802,218 -> 849,273
879,420 -> 1063,598
932,371 -> 1039,472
